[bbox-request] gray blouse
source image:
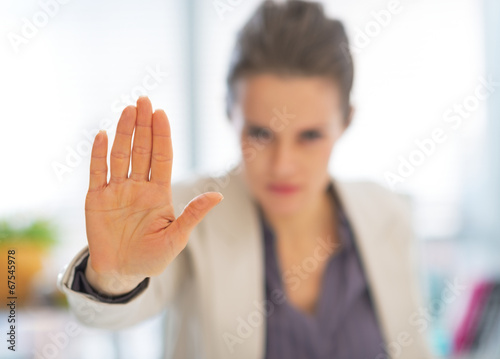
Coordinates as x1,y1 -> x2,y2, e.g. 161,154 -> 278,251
258,183 -> 385,359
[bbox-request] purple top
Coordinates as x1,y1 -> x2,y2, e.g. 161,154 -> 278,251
258,182 -> 385,359
71,183 -> 385,358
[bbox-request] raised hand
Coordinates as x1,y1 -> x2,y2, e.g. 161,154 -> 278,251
84,97 -> 223,295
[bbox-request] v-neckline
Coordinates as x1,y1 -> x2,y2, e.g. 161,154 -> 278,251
270,225 -> 340,321
260,184 -> 344,321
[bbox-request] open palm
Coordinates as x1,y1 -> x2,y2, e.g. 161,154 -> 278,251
84,97 -> 223,294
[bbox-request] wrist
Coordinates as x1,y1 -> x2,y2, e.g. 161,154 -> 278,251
85,256 -> 145,296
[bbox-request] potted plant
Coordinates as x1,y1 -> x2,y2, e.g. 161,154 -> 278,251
0,219 -> 58,306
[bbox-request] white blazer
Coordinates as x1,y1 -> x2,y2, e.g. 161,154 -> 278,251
57,164 -> 433,359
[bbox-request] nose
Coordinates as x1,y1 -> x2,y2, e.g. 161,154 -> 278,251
270,140 -> 296,177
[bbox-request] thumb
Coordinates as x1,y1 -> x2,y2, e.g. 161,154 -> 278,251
174,192 -> 224,236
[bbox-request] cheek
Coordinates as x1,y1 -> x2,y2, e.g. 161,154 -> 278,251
321,142 -> 335,162
240,140 -> 266,176
303,140 -> 335,169
241,141 -> 257,165
240,136 -> 257,162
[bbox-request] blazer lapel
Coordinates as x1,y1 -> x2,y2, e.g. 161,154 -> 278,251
331,175 -> 423,358
203,165 -> 266,359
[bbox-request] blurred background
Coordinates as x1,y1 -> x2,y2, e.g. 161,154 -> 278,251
0,0 -> 499,358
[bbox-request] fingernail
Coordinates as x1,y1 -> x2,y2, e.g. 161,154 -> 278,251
96,130 -> 106,142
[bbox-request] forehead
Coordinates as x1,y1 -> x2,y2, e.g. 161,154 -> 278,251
235,73 -> 342,127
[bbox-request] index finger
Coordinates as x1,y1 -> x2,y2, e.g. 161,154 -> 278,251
150,109 -> 173,186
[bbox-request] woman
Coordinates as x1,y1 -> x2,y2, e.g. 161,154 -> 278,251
58,1 -> 433,358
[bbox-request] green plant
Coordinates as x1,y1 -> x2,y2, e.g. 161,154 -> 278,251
0,219 -> 59,248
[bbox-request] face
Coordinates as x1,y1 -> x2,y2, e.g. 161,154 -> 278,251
230,73 -> 352,216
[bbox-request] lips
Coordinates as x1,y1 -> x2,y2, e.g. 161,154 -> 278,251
267,183 -> 300,194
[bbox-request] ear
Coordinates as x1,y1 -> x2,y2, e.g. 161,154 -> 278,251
344,105 -> 355,130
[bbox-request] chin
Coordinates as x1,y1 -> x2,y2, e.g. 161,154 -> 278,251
258,193 -> 304,216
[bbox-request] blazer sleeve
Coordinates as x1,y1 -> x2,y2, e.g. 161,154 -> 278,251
56,243 -> 191,331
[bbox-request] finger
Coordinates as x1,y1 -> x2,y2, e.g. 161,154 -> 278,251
130,96 -> 153,181
172,192 -> 224,238
110,105 -> 136,184
150,109 -> 173,186
89,130 -> 108,192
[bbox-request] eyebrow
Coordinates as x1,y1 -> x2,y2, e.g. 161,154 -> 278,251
244,119 -> 329,131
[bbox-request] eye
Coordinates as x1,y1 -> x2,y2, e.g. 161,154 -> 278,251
248,127 -> 273,142
300,130 -> 322,141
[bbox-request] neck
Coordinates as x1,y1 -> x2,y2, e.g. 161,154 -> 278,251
262,182 -> 336,244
